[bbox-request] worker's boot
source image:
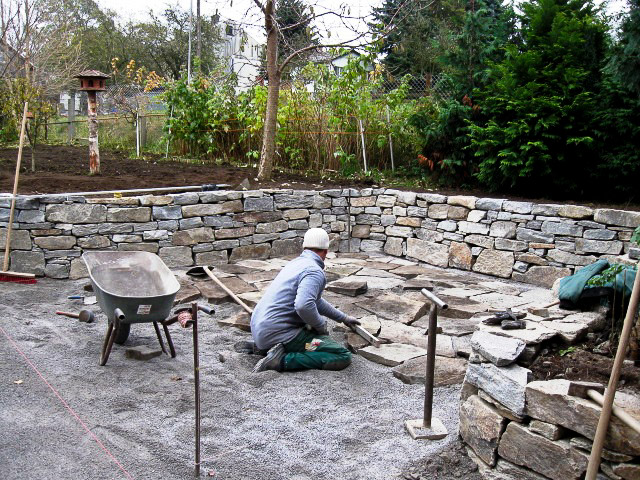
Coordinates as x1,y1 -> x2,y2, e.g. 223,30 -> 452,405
234,340 -> 256,354
252,343 -> 286,373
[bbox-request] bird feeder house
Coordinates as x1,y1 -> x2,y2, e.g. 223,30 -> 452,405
74,70 -> 110,174
74,70 -> 109,91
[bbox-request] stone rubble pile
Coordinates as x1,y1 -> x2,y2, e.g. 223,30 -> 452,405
1,188 -> 637,283
459,303 -> 640,480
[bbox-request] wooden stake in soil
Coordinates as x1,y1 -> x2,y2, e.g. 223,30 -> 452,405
586,262 -> 640,479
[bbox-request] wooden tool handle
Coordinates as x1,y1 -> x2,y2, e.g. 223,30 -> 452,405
586,261 -> 640,479
3,102 -> 28,272
202,266 -> 254,315
587,389 -> 640,435
56,311 -> 80,319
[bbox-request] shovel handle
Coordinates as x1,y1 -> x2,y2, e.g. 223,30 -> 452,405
56,311 -> 80,319
202,266 -> 254,315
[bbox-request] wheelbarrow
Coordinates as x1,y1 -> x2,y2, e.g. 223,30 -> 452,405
83,251 -> 183,366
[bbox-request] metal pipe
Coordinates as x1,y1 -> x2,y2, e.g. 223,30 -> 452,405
421,289 -> 448,310
423,304 -> 437,428
191,302 -> 201,477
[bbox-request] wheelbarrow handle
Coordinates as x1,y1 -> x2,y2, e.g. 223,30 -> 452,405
197,304 -> 214,315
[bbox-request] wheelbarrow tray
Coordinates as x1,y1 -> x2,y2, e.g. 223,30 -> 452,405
82,251 -> 180,324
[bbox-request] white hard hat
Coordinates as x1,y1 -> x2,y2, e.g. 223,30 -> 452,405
303,228 -> 330,250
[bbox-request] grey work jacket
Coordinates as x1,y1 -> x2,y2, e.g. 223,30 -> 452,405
250,250 -> 346,350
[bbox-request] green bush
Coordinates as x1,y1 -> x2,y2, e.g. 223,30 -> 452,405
469,0 -> 608,195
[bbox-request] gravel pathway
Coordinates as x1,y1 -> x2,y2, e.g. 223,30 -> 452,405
1,278 -> 462,480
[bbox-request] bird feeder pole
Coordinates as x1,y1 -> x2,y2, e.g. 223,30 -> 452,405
74,70 -> 110,175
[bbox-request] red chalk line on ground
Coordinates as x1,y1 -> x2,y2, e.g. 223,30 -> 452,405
0,325 -> 134,480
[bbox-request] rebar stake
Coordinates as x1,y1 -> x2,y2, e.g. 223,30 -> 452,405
404,289 -> 449,440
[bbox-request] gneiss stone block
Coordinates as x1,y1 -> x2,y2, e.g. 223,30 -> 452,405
464,362 -> 532,416
526,379 -> 640,456
470,331 -> 525,367
125,346 -> 163,361
459,395 -> 507,466
498,422 -> 588,480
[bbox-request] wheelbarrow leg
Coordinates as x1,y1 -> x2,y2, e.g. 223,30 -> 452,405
161,321 -> 176,358
100,322 -> 117,366
152,321 -> 168,354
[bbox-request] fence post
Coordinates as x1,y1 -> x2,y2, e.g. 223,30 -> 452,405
68,90 -> 75,144
135,112 -> 140,157
386,105 -> 395,172
139,113 -> 147,151
358,118 -> 368,173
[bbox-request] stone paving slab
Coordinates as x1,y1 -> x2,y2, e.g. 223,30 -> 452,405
413,315 -> 479,337
358,343 -> 428,367
357,293 -> 428,324
392,355 -> 467,386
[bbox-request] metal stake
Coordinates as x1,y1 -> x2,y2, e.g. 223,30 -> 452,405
405,289 -> 449,440
191,302 -> 201,477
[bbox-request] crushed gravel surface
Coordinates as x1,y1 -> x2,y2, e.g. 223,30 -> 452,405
1,278 -> 463,479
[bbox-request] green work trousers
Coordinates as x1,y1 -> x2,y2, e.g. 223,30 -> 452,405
282,329 -> 352,371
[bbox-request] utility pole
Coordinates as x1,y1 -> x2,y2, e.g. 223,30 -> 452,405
196,0 -> 201,59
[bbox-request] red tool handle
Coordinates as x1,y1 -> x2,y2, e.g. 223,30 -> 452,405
56,311 -> 80,319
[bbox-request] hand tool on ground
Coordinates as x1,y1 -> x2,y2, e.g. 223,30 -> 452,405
405,288 -> 449,441
1,102 -> 36,284
56,310 -> 95,323
188,265 -> 383,347
482,309 -> 526,325
567,381 -> 640,435
586,260 -> 640,480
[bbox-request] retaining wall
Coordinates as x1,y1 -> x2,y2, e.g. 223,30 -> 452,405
1,188 -> 638,280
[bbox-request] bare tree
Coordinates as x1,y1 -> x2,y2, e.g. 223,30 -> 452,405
244,0 -> 403,180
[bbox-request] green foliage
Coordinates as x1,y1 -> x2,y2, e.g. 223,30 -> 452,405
409,99 -> 474,184
587,264 -> 626,287
469,0 -> 608,195
559,346 -> 577,356
163,69 -> 239,156
371,0 -> 466,76
632,227 -> 640,246
607,0 -> 640,95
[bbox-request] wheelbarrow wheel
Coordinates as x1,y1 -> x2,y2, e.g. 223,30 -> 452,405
114,323 -> 130,345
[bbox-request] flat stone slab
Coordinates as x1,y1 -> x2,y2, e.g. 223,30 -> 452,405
412,315 -> 479,337
236,291 -> 264,308
326,279 -> 368,297
439,287 -> 489,298
465,362 -> 532,416
436,296 -> 491,320
389,265 -> 436,278
324,265 -> 362,277
404,417 -> 448,440
174,283 -> 202,305
125,346 -> 163,361
237,270 -> 279,284
471,292 -> 531,309
336,275 -> 404,290
526,379 -> 640,456
539,319 -> 588,343
356,293 -> 429,324
358,343 -> 427,367
402,275 -> 436,291
392,355 -> 467,386
217,312 -> 251,331
477,280 -> 523,296
470,331 -> 526,366
378,320 -> 456,357
476,316 -> 558,345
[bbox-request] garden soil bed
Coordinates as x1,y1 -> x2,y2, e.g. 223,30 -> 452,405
530,348 -> 640,395
1,145 -> 639,211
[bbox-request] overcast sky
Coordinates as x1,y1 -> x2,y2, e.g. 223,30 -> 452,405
97,0 -> 630,42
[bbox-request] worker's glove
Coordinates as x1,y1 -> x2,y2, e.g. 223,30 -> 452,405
312,322 -> 329,336
341,316 -> 361,330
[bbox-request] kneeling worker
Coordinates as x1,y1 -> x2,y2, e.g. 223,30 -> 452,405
250,228 -> 360,373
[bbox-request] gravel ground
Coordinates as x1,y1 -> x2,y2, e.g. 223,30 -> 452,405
1,278 -> 464,480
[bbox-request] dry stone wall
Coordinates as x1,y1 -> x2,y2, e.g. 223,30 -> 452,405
1,189 -> 638,280
460,317 -> 640,480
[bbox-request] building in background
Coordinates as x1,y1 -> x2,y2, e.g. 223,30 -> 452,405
218,19 -> 263,90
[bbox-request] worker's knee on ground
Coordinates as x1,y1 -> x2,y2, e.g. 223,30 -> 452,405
322,351 -> 352,371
